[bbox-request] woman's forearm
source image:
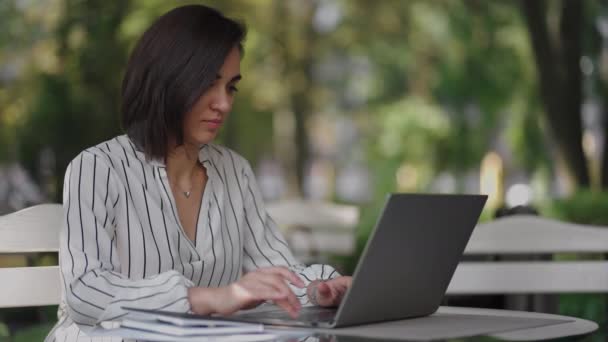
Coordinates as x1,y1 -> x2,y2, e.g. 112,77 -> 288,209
188,286 -> 225,315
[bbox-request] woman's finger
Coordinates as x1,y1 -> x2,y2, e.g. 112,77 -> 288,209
316,281 -> 336,306
320,276 -> 352,306
254,273 -> 300,303
253,288 -> 288,302
256,273 -> 301,311
326,276 -> 352,289
244,273 -> 301,316
258,266 -> 305,287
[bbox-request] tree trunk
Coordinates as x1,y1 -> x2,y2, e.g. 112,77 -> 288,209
520,0 -> 590,188
274,0 -> 316,196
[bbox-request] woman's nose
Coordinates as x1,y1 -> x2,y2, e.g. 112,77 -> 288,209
210,89 -> 232,113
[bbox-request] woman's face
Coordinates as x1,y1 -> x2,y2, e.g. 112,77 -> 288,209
182,46 -> 241,146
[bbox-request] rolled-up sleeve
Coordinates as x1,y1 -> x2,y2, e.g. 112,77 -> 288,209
59,151 -> 193,326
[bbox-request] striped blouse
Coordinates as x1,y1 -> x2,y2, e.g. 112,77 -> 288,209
45,135 -> 339,342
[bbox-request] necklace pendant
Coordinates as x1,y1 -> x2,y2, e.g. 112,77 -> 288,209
183,191 -> 191,198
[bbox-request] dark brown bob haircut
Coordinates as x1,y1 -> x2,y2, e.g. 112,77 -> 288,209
121,4 -> 246,160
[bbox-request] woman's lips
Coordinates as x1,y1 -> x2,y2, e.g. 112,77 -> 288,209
203,119 -> 222,129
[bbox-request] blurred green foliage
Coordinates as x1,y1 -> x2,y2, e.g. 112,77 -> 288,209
13,322 -> 56,342
545,190 -> 608,226
0,322 -> 7,338
0,0 -> 555,200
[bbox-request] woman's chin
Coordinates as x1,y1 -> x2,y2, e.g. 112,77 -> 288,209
191,131 -> 218,145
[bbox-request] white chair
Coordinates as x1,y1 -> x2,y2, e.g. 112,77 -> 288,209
266,199 -> 359,263
0,204 -> 63,308
447,215 -> 608,295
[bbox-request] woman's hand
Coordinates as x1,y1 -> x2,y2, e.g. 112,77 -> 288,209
307,276 -> 352,307
188,266 -> 305,318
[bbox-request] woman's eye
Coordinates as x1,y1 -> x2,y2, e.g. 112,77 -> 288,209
229,85 -> 239,93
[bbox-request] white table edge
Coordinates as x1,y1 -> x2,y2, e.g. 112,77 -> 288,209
437,306 -> 599,341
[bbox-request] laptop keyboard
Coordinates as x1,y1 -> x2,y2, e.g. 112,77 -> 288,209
240,306 -> 337,323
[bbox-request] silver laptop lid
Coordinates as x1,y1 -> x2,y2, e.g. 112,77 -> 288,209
333,193 -> 487,327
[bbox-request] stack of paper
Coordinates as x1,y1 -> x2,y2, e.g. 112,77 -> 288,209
86,307 -> 279,342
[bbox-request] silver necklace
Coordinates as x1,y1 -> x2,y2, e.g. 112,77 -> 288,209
176,161 -> 203,199
178,179 -> 194,198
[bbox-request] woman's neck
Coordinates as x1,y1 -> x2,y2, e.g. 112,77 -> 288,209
165,141 -> 202,190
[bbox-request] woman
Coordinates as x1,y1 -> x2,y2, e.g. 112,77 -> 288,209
46,4 -> 351,341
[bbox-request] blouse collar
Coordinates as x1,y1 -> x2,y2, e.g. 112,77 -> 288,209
124,135 -> 211,168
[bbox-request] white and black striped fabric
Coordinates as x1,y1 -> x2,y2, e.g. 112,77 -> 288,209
45,135 -> 339,342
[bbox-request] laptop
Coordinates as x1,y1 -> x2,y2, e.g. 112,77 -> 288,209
126,193 -> 487,328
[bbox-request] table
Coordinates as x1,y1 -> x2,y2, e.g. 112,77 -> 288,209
276,306 -> 598,341
91,306 -> 598,341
